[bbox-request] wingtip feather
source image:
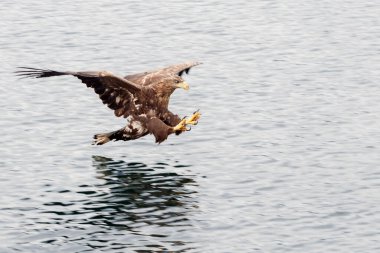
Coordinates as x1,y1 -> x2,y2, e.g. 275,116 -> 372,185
15,67 -> 66,78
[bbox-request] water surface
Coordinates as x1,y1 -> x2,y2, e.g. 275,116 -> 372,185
1,0 -> 380,252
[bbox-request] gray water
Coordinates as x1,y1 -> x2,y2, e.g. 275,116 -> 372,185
1,0 -> 380,252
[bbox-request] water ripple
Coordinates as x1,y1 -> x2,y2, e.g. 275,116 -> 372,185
1,0 -> 380,252
7,156 -> 198,252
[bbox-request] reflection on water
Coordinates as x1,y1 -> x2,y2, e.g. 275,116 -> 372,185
91,156 -> 197,229
39,156 -> 198,252
1,0 -> 379,251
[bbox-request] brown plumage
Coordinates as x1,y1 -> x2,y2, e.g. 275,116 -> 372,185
16,62 -> 202,145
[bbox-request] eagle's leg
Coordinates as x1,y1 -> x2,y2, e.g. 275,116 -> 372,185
185,110 -> 201,125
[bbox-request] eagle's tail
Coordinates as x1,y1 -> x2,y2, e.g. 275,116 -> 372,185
93,133 -> 112,145
93,129 -> 125,145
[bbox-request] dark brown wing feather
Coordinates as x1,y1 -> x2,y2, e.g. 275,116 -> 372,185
16,67 -> 141,117
124,61 -> 202,86
162,61 -> 202,76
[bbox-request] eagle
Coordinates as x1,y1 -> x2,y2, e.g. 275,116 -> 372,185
16,62 -> 202,145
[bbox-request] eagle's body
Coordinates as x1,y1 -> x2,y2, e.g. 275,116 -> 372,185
16,62 -> 202,145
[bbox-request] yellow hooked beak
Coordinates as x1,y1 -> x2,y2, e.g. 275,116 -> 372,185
176,81 -> 189,91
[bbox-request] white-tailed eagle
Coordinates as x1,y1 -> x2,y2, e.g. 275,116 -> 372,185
16,62 -> 202,145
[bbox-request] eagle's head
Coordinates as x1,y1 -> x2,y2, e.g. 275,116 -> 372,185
172,75 -> 189,91
155,75 -> 189,97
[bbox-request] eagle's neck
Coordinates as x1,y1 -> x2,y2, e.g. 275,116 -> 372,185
152,84 -> 175,110
158,95 -> 170,109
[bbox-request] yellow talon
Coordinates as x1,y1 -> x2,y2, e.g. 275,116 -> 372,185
172,110 -> 201,133
185,110 -> 201,125
173,118 -> 187,132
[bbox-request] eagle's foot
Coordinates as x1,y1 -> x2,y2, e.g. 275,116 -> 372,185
173,118 -> 188,132
185,110 -> 201,125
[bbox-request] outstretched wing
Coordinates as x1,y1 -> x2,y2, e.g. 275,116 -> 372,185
160,61 -> 202,76
124,61 -> 202,86
16,67 -> 142,118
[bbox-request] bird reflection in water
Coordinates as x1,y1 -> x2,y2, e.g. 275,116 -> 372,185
40,156 -> 198,252
91,155 -> 197,221
86,155 -> 198,252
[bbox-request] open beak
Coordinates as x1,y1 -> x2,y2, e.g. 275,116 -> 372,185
176,81 -> 189,91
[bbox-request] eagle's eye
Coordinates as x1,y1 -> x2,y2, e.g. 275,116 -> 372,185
174,80 -> 180,84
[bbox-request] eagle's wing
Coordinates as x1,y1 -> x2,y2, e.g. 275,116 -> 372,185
16,67 -> 141,118
159,61 -> 202,76
124,61 -> 202,86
